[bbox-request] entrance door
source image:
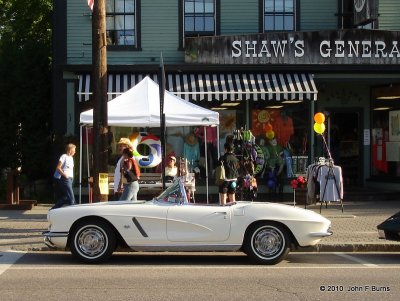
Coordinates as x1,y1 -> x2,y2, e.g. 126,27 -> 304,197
328,109 -> 362,186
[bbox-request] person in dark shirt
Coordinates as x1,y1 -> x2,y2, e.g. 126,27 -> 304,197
219,143 -> 239,205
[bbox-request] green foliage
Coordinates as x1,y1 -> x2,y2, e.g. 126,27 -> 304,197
0,0 -> 53,180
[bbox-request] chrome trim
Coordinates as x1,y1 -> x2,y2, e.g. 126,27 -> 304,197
309,230 -> 333,237
43,235 -> 58,249
129,244 -> 242,252
42,231 -> 69,238
132,217 -> 149,237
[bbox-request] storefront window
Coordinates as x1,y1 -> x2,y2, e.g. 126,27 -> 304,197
251,103 -> 310,176
371,86 -> 400,178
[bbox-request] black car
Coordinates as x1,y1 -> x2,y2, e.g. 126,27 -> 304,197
377,211 -> 400,241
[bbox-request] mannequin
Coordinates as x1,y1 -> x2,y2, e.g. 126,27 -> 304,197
183,133 -> 200,171
265,137 -> 285,194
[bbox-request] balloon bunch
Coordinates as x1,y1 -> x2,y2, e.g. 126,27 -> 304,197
265,123 -> 274,140
313,112 -> 326,135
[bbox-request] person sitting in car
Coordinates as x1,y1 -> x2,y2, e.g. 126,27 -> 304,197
165,156 -> 178,182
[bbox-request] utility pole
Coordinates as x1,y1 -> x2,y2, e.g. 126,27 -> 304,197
92,0 -> 108,202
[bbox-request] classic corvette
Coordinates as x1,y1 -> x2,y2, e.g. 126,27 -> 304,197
43,178 -> 332,265
377,211 -> 400,241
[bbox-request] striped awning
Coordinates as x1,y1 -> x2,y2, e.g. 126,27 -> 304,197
77,73 -> 318,102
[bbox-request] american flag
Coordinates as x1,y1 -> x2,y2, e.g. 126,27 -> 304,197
87,0 -> 94,11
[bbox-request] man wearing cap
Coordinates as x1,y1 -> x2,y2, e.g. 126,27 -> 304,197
165,156 -> 178,182
113,138 -> 133,200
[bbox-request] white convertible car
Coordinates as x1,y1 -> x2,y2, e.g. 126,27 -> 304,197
43,179 -> 332,265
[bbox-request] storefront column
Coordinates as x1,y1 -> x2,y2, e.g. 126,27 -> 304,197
310,100 -> 315,163
66,81 -> 76,135
246,100 -> 250,129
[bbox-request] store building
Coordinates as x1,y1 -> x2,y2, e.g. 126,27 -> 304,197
53,0 -> 400,193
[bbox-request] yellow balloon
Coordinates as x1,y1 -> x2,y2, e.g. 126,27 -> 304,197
314,122 -> 326,134
314,112 -> 325,124
266,130 -> 275,140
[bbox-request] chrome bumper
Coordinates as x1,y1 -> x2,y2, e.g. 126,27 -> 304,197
309,230 -> 333,237
42,231 -> 69,249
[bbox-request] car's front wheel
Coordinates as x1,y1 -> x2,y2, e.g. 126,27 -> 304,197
70,219 -> 116,263
244,223 -> 290,265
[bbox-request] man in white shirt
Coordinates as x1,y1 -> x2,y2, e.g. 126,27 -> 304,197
51,143 -> 76,209
113,138 -> 134,200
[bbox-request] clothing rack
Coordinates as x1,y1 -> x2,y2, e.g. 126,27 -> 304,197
305,156 -> 344,212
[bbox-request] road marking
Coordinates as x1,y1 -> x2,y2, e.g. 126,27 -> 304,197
334,252 -> 379,267
0,250 -> 26,276
7,265 -> 400,271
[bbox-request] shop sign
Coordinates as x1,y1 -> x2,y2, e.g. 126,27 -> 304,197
354,0 -> 377,26
185,29 -> 400,65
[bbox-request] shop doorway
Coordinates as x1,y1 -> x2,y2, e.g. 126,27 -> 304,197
327,109 -> 363,186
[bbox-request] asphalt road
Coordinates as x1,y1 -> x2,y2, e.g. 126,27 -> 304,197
1,251 -> 399,301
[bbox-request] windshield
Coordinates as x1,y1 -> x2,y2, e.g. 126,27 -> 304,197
155,179 -> 187,204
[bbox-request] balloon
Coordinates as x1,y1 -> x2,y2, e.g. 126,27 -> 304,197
266,130 -> 275,140
265,123 -> 273,131
314,112 -> 325,124
314,122 -> 326,134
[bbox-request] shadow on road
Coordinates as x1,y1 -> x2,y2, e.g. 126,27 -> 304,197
7,251 -> 400,267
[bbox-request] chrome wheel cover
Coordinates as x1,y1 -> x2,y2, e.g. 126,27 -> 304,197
252,226 -> 285,259
75,226 -> 108,259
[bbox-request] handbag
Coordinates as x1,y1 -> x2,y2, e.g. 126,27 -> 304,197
215,162 -> 225,185
123,158 -> 139,182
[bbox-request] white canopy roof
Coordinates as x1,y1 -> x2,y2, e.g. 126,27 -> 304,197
79,76 -> 219,127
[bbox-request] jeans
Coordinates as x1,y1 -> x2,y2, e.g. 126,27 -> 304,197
120,181 -> 139,201
52,177 -> 75,209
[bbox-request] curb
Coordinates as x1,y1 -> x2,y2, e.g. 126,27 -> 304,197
296,243 -> 400,253
7,243 -> 400,253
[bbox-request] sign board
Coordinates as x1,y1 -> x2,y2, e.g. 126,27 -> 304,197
99,173 -> 109,195
363,129 -> 370,146
354,0 -> 378,26
185,29 -> 400,65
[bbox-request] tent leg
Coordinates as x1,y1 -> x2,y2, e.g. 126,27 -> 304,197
204,126 -> 208,204
86,126 -> 91,203
79,125 -> 83,204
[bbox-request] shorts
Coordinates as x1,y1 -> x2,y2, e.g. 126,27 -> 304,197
219,180 -> 237,194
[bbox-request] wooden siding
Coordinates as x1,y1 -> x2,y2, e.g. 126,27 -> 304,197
66,0 -> 400,66
378,0 -> 400,30
300,0 -> 337,31
67,0 -> 184,65
220,0 -> 259,35
67,1 -> 92,65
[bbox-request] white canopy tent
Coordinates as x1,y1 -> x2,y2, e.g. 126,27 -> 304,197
79,76 -> 220,203
80,76 -> 219,127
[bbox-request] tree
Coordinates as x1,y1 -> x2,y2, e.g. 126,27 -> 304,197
0,0 -> 53,181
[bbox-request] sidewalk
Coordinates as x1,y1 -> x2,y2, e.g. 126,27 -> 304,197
1,201 -> 400,252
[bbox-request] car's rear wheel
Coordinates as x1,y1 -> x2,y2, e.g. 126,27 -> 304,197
70,220 -> 116,263
244,223 -> 290,265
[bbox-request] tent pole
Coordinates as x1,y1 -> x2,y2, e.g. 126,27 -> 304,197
217,125 -> 220,158
204,126 -> 208,204
86,127 -> 91,203
79,125 -> 83,204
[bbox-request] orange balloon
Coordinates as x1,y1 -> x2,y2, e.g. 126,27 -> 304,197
314,112 -> 325,124
265,123 -> 273,131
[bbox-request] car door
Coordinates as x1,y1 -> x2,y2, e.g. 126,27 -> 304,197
112,203 -> 170,247
166,205 -> 231,242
